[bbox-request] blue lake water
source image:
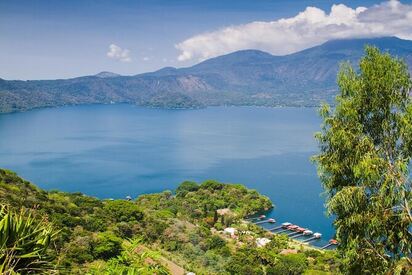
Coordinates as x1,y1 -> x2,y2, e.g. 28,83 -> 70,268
0,104 -> 334,244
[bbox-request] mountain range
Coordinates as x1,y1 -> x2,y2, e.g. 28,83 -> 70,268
1,37 -> 411,113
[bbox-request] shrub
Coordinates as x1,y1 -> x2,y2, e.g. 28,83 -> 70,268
103,200 -> 144,223
176,181 -> 199,197
93,231 -> 123,260
206,235 -> 226,250
269,253 -> 308,275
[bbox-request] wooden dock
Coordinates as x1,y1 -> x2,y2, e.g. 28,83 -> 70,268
302,233 -> 322,243
268,225 -> 282,231
254,219 -> 275,225
321,239 -> 339,249
244,217 -> 336,249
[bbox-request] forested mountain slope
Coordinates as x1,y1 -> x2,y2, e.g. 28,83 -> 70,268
1,37 -> 411,112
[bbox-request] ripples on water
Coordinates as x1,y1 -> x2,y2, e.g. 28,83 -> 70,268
0,104 -> 334,241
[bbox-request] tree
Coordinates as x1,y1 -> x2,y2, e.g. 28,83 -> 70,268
314,46 -> 412,274
93,231 -> 123,260
225,247 -> 265,275
205,235 -> 226,250
103,200 -> 144,223
87,238 -> 170,274
176,181 -> 199,197
268,253 -> 307,275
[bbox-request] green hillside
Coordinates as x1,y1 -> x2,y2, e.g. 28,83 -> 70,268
0,169 -> 340,274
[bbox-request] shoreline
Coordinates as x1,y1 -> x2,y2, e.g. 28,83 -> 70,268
0,102 -> 327,116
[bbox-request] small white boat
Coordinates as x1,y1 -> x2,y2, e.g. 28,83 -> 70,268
313,233 -> 322,239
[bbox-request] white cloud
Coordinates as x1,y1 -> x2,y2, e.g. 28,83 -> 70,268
107,44 -> 132,62
176,0 -> 412,62
142,56 -> 150,61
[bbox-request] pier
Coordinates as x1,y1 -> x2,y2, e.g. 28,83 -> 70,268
253,218 -> 276,225
245,217 -> 336,249
321,239 -> 339,249
245,214 -> 267,222
302,233 -> 322,243
287,227 -> 306,237
269,222 -> 291,231
287,231 -> 302,237
269,225 -> 282,231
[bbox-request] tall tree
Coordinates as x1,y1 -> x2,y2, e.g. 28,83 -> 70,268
314,46 -> 412,274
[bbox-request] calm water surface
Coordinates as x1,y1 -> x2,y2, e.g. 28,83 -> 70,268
0,104 -> 334,243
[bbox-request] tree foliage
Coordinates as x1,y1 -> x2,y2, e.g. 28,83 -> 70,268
0,168 -> 341,274
84,238 -> 169,275
103,200 -> 144,223
314,46 -> 412,274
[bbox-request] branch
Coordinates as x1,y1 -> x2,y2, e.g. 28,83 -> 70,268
365,239 -> 388,264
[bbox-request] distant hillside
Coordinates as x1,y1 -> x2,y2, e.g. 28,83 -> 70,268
1,37 -> 411,113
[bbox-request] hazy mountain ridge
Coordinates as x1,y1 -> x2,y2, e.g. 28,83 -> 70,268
1,37 -> 411,113
95,71 -> 121,78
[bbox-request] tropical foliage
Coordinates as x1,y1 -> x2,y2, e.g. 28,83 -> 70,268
0,169 -> 340,274
85,238 -> 169,275
0,205 -> 57,274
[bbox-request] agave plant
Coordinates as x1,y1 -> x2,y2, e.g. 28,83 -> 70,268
0,205 -> 58,274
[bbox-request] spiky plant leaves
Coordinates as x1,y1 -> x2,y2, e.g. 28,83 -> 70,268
0,205 -> 58,274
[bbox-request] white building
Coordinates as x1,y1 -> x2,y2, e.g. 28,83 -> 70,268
224,227 -> 237,236
256,237 -> 271,247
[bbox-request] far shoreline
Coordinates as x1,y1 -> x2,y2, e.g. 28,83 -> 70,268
0,102 -> 328,116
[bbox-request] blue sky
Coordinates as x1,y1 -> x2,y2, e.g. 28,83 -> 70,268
1,0 -> 411,80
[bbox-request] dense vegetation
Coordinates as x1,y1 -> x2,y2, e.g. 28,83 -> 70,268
1,37 -> 411,113
314,46 -> 412,274
0,169 -> 340,274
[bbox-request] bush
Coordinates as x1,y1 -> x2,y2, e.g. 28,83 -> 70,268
269,253 -> 308,275
200,180 -> 224,191
176,181 -> 199,197
214,222 -> 224,231
103,200 -> 144,223
63,235 -> 94,264
206,235 -> 226,250
93,231 -> 123,260
225,248 -> 264,275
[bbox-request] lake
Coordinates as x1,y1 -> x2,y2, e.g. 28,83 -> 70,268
0,104 -> 334,244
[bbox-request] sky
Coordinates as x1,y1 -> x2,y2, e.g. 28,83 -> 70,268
1,0 -> 412,80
